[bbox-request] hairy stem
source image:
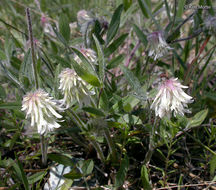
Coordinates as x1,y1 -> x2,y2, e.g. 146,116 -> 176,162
144,118 -> 158,165
104,128 -> 117,163
40,135 -> 47,166
26,8 -> 39,89
91,139 -> 106,163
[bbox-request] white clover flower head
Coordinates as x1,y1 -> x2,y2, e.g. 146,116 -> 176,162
147,31 -> 172,60
21,89 -> 63,135
151,78 -> 193,118
74,48 -> 97,64
77,10 -> 94,25
58,68 -> 94,108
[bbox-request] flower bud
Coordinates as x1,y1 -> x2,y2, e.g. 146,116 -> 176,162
147,31 -> 172,60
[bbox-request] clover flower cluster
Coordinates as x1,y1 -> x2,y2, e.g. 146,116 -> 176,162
21,89 -> 63,135
22,47 -> 96,135
58,68 -> 94,108
151,78 -> 193,118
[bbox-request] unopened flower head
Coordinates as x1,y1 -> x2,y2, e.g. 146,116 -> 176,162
77,10 -> 94,25
26,38 -> 41,52
58,68 -> 94,108
151,78 -> 193,118
74,48 -> 97,64
77,10 -> 95,43
21,89 -> 63,135
40,14 -> 56,37
204,15 -> 216,34
147,31 -> 172,60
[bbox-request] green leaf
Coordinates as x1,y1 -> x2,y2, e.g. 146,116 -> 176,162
120,65 -> 141,91
4,36 -> 14,63
71,58 -> 100,87
120,65 -> 147,100
53,26 -> 68,46
9,131 -> 20,150
172,50 -> 186,70
104,33 -> 128,57
13,157 -> 30,190
60,179 -> 73,190
206,0 -> 214,15
63,168 -> 82,179
82,107 -> 105,116
0,49 -> 6,60
0,102 -> 21,109
48,153 -> 75,166
28,171 -> 47,184
0,61 -> 24,90
99,90 -> 109,111
19,50 -> 33,83
187,109 -> 208,128
70,47 -> 95,74
121,3 -> 137,27
133,24 -> 148,46
80,159 -> 94,176
177,0 -> 186,18
93,35 -> 105,81
112,95 -> 140,113
114,155 -> 129,188
59,15 -> 70,43
54,55 -> 71,68
210,155 -> 216,178
0,85 -> 6,99
123,0 -> 132,11
137,0 -> 149,18
106,4 -> 124,45
107,54 -> 125,69
40,0 -> 47,12
141,165 -> 151,190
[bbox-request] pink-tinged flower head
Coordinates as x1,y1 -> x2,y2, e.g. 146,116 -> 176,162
151,78 -> 193,118
147,31 -> 172,60
21,89 -> 63,135
58,68 -> 94,108
41,15 -> 48,26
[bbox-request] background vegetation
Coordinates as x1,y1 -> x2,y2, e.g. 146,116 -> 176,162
0,0 -> 216,189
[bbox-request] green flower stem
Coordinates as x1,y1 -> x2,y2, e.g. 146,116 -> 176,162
144,118 -> 158,165
104,128 -> 117,163
40,135 -> 47,166
91,139 -> 105,163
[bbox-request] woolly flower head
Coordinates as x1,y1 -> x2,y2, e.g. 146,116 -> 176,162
21,89 -> 63,135
151,78 -> 193,118
74,48 -> 97,64
147,31 -> 172,60
58,68 -> 94,108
